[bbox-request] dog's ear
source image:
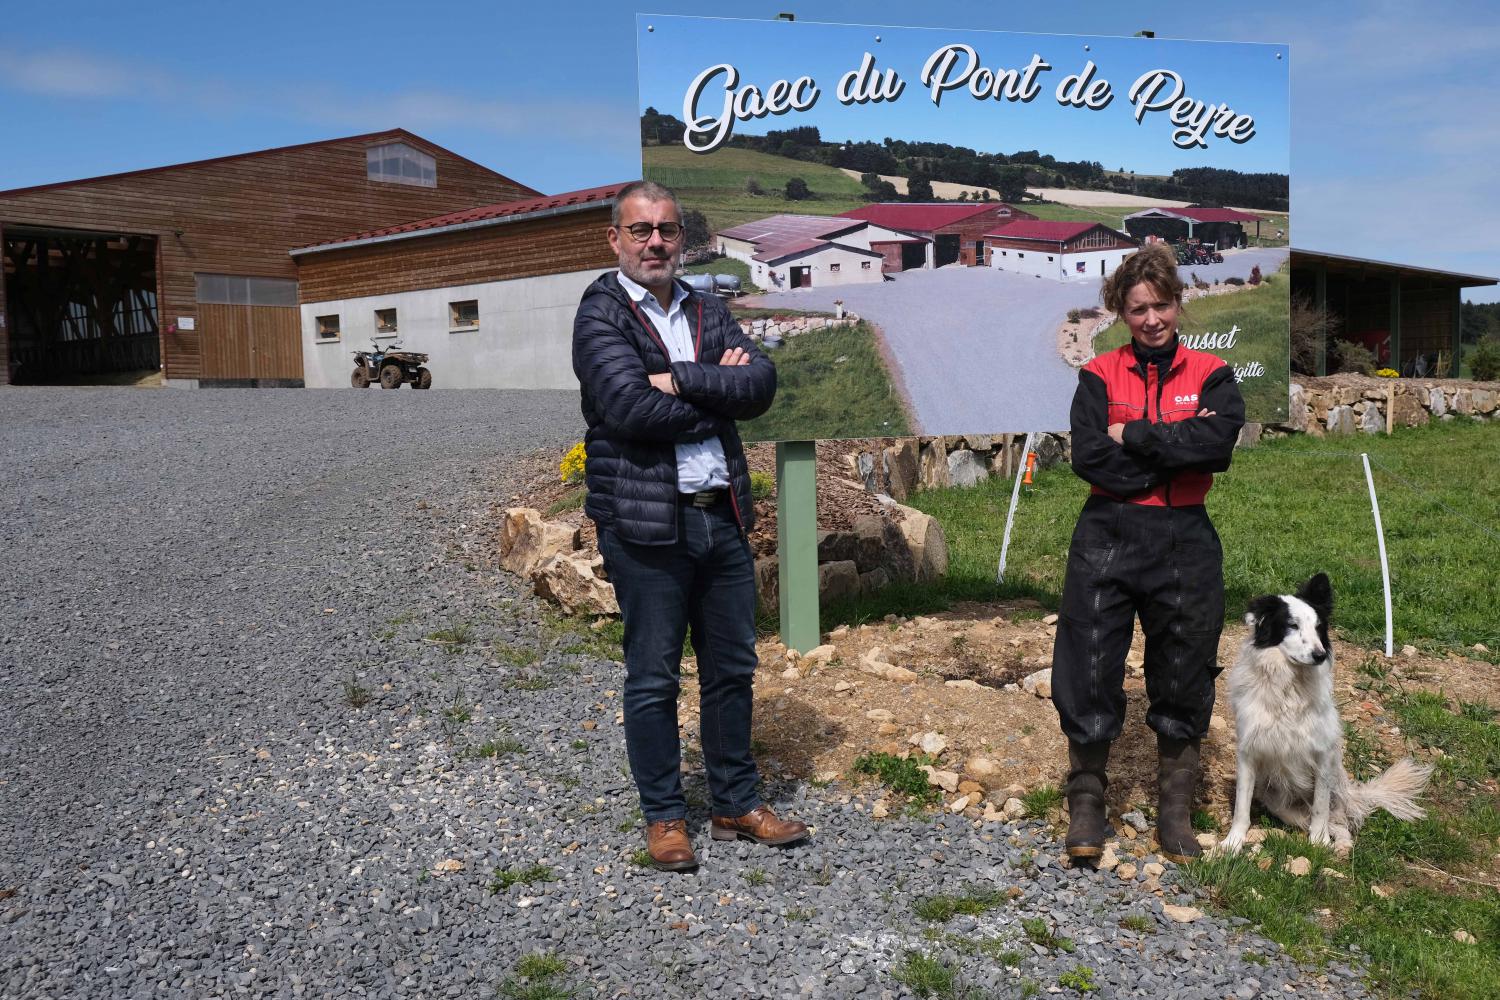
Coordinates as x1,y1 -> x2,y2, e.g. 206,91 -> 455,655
1296,573 -> 1334,619
1246,595 -> 1288,648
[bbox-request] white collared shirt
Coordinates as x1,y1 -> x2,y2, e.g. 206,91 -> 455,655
616,271 -> 729,493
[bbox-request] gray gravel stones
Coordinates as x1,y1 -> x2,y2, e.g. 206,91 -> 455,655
1,387 -> 1372,999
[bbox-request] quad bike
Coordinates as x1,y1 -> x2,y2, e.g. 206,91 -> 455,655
351,340 -> 432,389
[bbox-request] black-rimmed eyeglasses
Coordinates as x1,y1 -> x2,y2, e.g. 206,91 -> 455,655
618,221 -> 683,242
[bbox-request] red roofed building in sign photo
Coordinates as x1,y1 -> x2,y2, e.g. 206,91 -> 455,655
714,213 -> 917,288
984,220 -> 1140,282
1123,206 -> 1267,249
837,202 -> 1039,268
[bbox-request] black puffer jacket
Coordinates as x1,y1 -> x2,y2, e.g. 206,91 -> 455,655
572,272 -> 776,545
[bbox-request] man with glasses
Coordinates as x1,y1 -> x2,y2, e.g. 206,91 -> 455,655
572,180 -> 807,871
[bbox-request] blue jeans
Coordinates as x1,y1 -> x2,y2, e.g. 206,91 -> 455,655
597,502 -> 762,822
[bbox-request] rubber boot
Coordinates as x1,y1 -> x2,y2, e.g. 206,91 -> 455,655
1064,740 -> 1111,860
1157,735 -> 1203,864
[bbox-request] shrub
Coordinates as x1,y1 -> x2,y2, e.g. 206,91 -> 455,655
1249,264 -> 1262,285
1066,309 -> 1082,324
785,177 -> 810,201
1224,276 -> 1245,286
559,442 -> 586,485
1470,336 -> 1500,382
1332,339 -> 1377,375
744,176 -> 764,196
749,470 -> 775,501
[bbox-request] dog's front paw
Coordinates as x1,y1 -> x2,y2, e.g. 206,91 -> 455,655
1309,823 -> 1332,847
1219,830 -> 1247,855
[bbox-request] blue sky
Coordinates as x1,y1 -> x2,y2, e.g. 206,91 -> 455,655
2,0 -> 1497,301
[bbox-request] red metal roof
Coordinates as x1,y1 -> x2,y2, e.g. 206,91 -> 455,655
0,128 -> 537,200
837,202 -> 1005,232
294,181 -> 631,252
983,220 -> 1104,242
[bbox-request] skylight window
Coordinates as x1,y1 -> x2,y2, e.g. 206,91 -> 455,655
366,143 -> 436,188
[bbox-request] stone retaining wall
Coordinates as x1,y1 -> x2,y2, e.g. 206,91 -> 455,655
848,374 -> 1499,497
739,314 -> 861,343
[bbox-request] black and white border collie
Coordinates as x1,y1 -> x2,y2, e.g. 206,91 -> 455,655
1221,573 -> 1431,856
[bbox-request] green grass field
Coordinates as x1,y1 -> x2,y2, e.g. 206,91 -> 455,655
1092,264 -> 1291,422
738,320 -> 912,442
644,145 -> 867,234
897,420 -> 1500,656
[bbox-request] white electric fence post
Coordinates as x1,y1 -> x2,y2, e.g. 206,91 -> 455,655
1361,453 -> 1395,658
997,432 -> 1036,583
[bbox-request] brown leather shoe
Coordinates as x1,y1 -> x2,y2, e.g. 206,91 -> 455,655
645,819 -> 697,871
710,806 -> 810,846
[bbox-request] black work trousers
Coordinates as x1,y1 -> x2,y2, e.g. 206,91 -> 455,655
1051,496 -> 1225,745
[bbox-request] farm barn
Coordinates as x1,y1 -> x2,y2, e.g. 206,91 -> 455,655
1124,207 -> 1264,250
837,202 -> 1039,268
715,214 -> 916,287
293,183 -> 625,390
985,221 -> 1139,282
1291,249 -> 1495,377
0,130 -> 535,385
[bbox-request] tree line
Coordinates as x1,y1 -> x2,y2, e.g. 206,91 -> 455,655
641,109 -> 1289,211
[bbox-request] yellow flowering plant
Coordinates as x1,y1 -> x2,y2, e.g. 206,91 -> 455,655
560,442 -> 586,485
1374,368 -> 1400,379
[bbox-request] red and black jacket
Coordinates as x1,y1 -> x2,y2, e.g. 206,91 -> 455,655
1070,340 -> 1245,507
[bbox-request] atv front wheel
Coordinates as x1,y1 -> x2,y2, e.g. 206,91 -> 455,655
351,368 -> 371,388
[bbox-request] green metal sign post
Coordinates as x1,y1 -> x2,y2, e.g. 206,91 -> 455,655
775,440 -> 820,652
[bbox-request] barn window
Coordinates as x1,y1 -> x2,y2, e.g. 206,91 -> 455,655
315,315 -> 341,341
829,263 -> 841,273
1018,252 -> 1025,259
374,308 -> 398,336
449,299 -> 479,331
1048,256 -> 1055,262
861,261 -> 872,270
366,143 -> 436,188
195,273 -> 298,306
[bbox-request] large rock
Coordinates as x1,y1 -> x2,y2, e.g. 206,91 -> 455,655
1359,403 -> 1384,434
1427,386 -> 1448,417
892,504 -> 949,582
1471,388 -> 1497,414
531,552 -> 618,616
1326,404 -> 1356,435
918,440 -> 951,490
1390,390 -> 1430,428
1031,433 -> 1067,468
818,560 -> 860,605
882,438 -> 920,500
499,507 -> 580,578
946,449 -> 988,488
858,566 -> 890,595
850,514 -> 917,581
754,556 -> 779,613
816,530 -> 858,564
1285,383 -> 1308,432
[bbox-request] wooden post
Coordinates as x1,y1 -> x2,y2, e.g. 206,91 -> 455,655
775,440 -> 820,653
1314,264 -> 1328,377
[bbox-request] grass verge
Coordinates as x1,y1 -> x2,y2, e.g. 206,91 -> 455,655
738,320 -> 912,442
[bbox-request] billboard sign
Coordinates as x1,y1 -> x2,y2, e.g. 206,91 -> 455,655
637,16 -> 1290,441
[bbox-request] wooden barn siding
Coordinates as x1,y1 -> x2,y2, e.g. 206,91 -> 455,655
984,231 -> 1134,255
0,221 -> 7,378
296,208 -> 616,302
0,136 -> 530,381
946,205 -> 1038,265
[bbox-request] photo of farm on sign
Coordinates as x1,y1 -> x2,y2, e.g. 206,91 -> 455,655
637,16 -> 1291,440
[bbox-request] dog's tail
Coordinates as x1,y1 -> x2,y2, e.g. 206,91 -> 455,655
1348,758 -> 1433,823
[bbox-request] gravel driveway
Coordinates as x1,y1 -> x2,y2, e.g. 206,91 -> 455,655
1,386 -> 1366,999
753,248 -> 1290,437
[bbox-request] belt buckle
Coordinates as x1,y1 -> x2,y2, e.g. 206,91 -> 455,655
691,490 -> 717,508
